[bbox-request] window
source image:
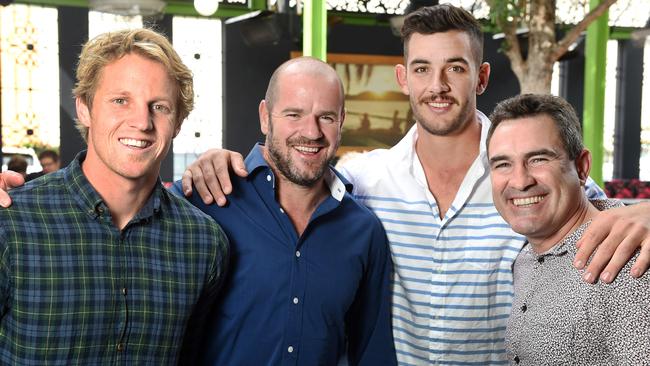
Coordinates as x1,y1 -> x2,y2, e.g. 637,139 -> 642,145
1,4 -> 59,152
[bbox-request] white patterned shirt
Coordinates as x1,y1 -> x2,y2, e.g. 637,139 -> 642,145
338,111 -> 604,366
507,214 -> 650,365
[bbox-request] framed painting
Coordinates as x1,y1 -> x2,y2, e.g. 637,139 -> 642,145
291,52 -> 412,157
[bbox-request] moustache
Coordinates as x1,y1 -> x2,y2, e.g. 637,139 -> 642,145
287,136 -> 329,148
419,95 -> 458,105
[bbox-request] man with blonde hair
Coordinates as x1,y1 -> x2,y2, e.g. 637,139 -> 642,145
0,28 -> 228,364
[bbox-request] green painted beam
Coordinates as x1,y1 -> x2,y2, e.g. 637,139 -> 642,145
248,0 -> 265,11
15,0 -> 87,7
303,0 -> 326,61
583,0 -> 610,187
609,27 -> 634,40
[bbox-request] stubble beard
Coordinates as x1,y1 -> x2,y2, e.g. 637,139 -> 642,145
266,119 -> 331,187
410,97 -> 474,137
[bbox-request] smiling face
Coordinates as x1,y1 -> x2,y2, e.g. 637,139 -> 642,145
488,115 -> 591,249
396,31 -> 489,137
259,66 -> 344,187
76,53 -> 179,186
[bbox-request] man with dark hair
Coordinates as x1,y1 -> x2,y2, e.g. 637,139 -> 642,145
6,156 -> 27,179
38,149 -> 60,174
25,149 -> 61,181
488,94 -> 650,365
0,28 -> 228,364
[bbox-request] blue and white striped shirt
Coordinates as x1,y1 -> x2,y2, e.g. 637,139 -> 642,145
338,111 -> 604,365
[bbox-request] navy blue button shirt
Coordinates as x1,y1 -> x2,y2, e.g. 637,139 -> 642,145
171,144 -> 396,365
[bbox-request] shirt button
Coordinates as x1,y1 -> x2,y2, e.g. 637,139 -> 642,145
266,175 -> 272,182
538,256 -> 545,264
117,343 -> 124,352
521,304 -> 527,312
514,355 -> 520,364
293,297 -> 299,304
287,345 -> 294,353
122,287 -> 127,295
295,250 -> 301,258
280,208 -> 285,213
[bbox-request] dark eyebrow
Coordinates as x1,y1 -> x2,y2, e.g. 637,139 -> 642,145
278,107 -> 303,114
489,154 -> 509,164
524,148 -> 560,160
489,148 -> 560,165
408,58 -> 430,67
446,57 -> 470,66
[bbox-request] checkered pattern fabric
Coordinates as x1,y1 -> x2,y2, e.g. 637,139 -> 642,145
0,152 -> 228,365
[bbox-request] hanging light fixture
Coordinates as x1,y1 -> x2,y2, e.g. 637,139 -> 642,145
194,0 -> 219,16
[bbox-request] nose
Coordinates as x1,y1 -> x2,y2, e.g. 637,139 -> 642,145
510,163 -> 536,191
127,102 -> 154,131
428,70 -> 450,94
301,114 -> 323,140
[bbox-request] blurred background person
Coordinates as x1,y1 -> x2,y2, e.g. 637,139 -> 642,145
7,156 -> 28,180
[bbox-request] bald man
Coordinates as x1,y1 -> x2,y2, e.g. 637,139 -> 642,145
169,57 -> 396,365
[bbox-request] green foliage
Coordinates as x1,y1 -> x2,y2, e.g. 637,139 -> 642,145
487,0 -> 525,32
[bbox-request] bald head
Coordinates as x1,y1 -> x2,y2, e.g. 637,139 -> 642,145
265,57 -> 345,113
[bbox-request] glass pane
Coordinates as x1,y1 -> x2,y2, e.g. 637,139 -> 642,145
172,16 -> 223,181
88,10 -> 142,39
1,4 -> 60,153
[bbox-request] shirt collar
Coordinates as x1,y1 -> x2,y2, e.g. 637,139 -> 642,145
398,109 -> 492,187
244,143 -> 351,202
531,221 -> 592,259
64,150 -> 166,221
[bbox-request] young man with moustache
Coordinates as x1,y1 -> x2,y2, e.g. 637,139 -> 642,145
488,94 -> 650,365
0,29 -> 228,364
169,4 -> 649,365
170,57 -> 396,365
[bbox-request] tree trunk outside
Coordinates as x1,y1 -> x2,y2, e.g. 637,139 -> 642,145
485,0 -> 618,95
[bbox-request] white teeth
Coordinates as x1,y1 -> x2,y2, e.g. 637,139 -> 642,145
120,138 -> 149,148
428,102 -> 450,108
294,146 -> 319,153
513,196 -> 545,207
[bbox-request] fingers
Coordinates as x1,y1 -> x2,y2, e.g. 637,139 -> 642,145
0,171 -> 26,207
0,190 -> 11,208
574,222 -> 605,270
631,238 -> 650,278
231,152 -> 248,178
181,170 -> 194,197
576,202 -> 650,283
203,156 -> 228,206
585,233 -> 639,284
575,233 -> 617,284
180,149 -> 247,207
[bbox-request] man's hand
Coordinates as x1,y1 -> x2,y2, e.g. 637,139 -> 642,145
181,149 -> 248,206
575,202 -> 650,283
0,171 -> 26,207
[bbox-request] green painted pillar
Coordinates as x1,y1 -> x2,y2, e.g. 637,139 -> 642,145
303,0 -> 326,61
249,0 -> 266,10
582,0 -> 610,187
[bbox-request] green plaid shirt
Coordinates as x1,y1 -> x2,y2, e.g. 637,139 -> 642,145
0,151 -> 228,365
